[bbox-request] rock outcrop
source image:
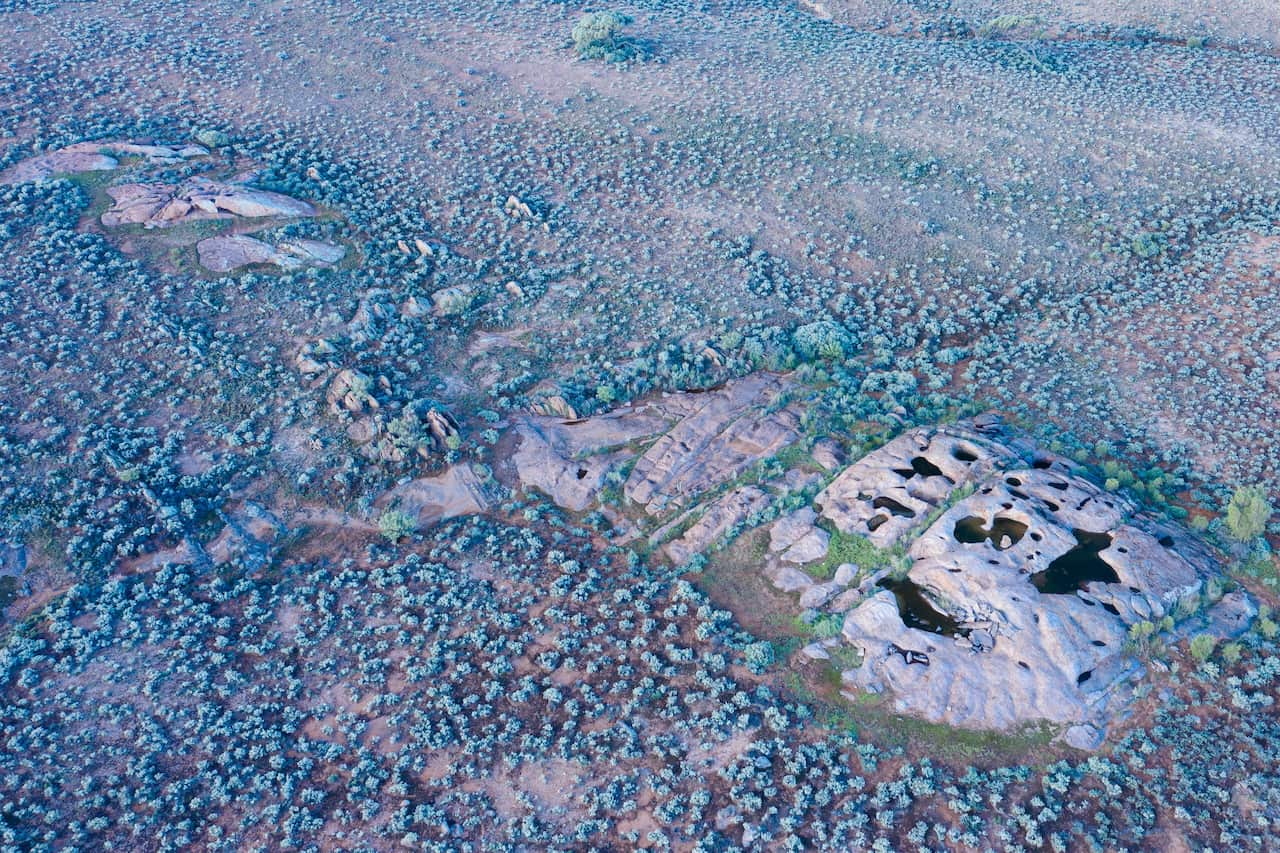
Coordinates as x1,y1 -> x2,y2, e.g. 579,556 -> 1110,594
382,464 -> 488,527
807,418 -> 1242,739
0,140 -> 208,185
102,178 -> 315,228
197,234 -> 345,273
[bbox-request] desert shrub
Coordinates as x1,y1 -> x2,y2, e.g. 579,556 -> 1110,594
377,509 -> 417,542
572,12 -> 643,63
792,320 -> 856,362
744,641 -> 775,674
1225,486 -> 1272,543
1189,634 -> 1216,663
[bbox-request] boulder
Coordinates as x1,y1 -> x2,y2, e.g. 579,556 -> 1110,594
781,528 -> 829,564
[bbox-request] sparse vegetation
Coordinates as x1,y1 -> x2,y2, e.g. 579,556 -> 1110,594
0,0 -> 1278,849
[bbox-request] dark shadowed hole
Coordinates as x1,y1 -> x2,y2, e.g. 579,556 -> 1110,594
1006,477 -> 1022,487
1092,640 -> 1107,647
1048,481 -> 1069,491
576,468 -> 588,480
1101,601 -> 1121,616
878,577 -> 970,638
867,515 -> 888,532
1032,458 -> 1053,469
873,496 -> 917,518
952,445 -> 979,463
892,455 -> 951,481
1077,670 -> 1093,685
1030,530 -> 1119,594
1018,661 -> 1030,670
1158,535 -> 1175,548
954,516 -> 1028,550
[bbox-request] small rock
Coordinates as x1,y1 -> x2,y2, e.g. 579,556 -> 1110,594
770,565 -> 815,593
800,580 -> 842,609
834,563 -> 859,586
1064,724 -> 1105,751
782,528 -> 830,564
801,642 -> 831,661
769,507 -> 818,553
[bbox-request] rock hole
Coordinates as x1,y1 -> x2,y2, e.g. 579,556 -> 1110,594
1032,457 -> 1053,469
872,496 -> 917,518
1101,601 -> 1121,616
1158,535 -> 1175,548
1030,532 -> 1043,542
953,515 -> 1028,550
1018,661 -> 1030,670
1048,481 -> 1069,491
1076,670 -> 1093,685
1008,488 -> 1030,500
1116,546 -> 1128,554
1128,586 -> 1140,594
877,577 -> 970,638
1041,499 -> 1060,512
1030,530 -> 1119,594
893,456 -> 949,481
1006,476 -> 1022,487
1092,640 -> 1107,647
866,514 -> 888,532
952,445 -> 979,463
576,467 -> 588,480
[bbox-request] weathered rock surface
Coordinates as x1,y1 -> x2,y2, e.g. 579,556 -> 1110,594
382,464 -> 488,527
665,485 -> 770,564
512,404 -> 673,511
0,140 -> 207,184
830,418 -> 1243,736
513,374 -> 801,517
103,178 -> 315,228
197,234 -> 345,273
624,374 -> 801,515
815,421 -> 1019,548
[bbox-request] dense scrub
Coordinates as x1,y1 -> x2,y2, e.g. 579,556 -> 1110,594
1,513 -> 1277,850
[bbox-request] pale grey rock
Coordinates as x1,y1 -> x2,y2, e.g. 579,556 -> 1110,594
103,178 -> 315,228
833,417 -> 1228,735
816,422 -> 1018,548
768,565 -> 815,593
770,507 -> 818,553
624,373 -> 801,515
665,486 -> 770,564
0,140 -> 208,185
801,642 -> 831,661
1064,724 -> 1106,751
198,235 -> 280,272
799,580 -> 843,609
197,234 -> 345,273
511,407 -> 672,511
811,439 -> 844,472
382,464 -> 488,527
781,528 -> 829,564
833,563 -> 859,586
826,587 -> 865,613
